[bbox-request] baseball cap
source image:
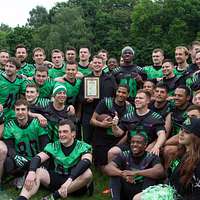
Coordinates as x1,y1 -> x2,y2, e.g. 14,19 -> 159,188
181,117 -> 200,137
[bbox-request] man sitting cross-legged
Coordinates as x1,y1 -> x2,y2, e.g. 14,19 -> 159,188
17,119 -> 93,200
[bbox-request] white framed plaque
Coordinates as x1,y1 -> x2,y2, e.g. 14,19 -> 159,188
84,77 -> 100,99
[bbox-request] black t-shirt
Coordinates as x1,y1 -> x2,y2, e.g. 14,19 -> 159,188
170,159 -> 200,199
113,150 -> 161,183
149,100 -> 173,119
159,76 -> 182,95
119,110 -> 165,144
93,97 -> 134,146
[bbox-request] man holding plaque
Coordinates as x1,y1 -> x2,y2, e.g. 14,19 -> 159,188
78,55 -> 116,144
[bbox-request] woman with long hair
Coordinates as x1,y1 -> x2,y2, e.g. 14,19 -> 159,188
169,117 -> 200,199
133,117 -> 200,200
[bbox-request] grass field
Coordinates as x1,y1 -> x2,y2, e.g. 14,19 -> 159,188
1,168 -> 111,200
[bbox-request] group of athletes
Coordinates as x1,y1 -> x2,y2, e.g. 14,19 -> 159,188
0,41 -> 200,199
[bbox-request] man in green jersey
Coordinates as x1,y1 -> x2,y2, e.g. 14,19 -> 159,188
65,47 -> 76,64
0,57 -> 27,121
32,47 -> 47,68
174,46 -> 189,76
15,44 -> 35,77
142,48 -> 164,80
25,83 -> 50,127
29,65 -> 55,99
77,47 -> 91,78
17,119 -> 92,200
0,99 -> 49,186
48,49 -> 66,79
55,62 -> 82,106
98,49 -> 109,73
0,49 -> 9,71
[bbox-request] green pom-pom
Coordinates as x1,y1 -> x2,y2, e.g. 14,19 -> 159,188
141,184 -> 179,200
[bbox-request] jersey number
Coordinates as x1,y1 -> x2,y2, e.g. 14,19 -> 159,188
18,140 -> 38,157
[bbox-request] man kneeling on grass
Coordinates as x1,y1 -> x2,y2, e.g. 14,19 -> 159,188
105,130 -> 165,200
17,119 -> 93,200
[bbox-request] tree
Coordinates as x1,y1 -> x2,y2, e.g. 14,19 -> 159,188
6,27 -> 34,61
31,6 -> 92,59
131,0 -> 200,65
27,6 -> 49,28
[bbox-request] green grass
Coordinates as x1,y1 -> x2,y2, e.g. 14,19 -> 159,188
1,168 -> 111,200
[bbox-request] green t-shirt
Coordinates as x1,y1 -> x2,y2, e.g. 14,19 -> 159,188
143,65 -> 163,79
17,63 -> 35,77
44,140 -> 92,174
48,63 -> 66,79
3,118 -> 48,160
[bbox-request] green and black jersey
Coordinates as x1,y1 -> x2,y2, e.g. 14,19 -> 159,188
142,65 -> 163,79
78,63 -> 92,77
119,110 -> 165,144
44,140 -> 92,175
48,63 -> 66,79
0,73 -> 28,121
3,118 -> 48,160
186,72 -> 200,92
29,78 -> 56,99
17,63 -> 35,77
54,78 -> 82,105
94,97 -> 134,146
170,103 -> 189,136
29,97 -> 51,113
113,65 -> 146,100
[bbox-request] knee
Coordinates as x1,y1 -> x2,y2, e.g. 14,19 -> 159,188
108,147 -> 121,162
133,192 -> 141,200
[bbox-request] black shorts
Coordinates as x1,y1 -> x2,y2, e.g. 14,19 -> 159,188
93,145 -> 112,166
4,156 -> 30,176
48,171 -> 87,196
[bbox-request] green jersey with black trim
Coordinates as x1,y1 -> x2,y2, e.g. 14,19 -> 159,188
78,64 -> 92,77
102,65 -> 109,74
0,73 -> 27,121
3,118 -> 48,160
29,97 -> 51,113
48,63 -> 66,79
17,63 -> 35,77
44,140 -> 92,175
174,67 -> 186,76
29,78 -> 56,99
143,65 -> 163,79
